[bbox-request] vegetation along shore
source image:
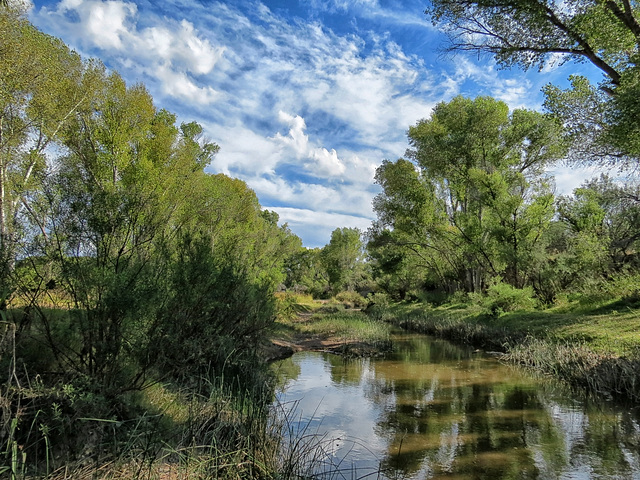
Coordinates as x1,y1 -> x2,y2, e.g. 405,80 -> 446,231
3,0 -> 640,478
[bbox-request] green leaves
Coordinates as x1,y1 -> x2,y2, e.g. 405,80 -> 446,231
371,96 -> 563,292
321,227 -> 367,294
426,0 -> 640,164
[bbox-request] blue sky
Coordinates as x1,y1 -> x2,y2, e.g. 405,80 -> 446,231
27,0 -> 604,247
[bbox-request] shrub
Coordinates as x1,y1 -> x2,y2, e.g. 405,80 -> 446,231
366,291 -> 391,307
334,291 -> 367,308
484,282 -> 537,316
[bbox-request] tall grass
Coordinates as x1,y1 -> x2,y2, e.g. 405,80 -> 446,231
300,311 -> 391,343
278,308 -> 393,357
1,365 -> 373,480
505,339 -> 640,402
366,305 -> 518,352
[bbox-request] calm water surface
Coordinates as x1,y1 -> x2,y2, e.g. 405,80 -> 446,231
273,333 -> 640,479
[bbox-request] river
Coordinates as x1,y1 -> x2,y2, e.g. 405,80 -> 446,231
273,333 -> 640,479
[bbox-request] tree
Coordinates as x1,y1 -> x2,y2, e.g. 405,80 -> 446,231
558,175 -> 640,269
370,96 -> 564,292
426,0 -> 640,161
283,247 -> 330,296
321,227 -> 368,294
369,158 -> 456,294
0,9 -> 85,283
426,0 -> 637,89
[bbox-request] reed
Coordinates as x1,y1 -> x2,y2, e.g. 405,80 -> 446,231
505,339 -> 640,402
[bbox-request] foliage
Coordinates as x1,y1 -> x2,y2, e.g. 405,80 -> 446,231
320,227 -> 370,294
334,290 -> 367,308
425,0 -> 640,163
283,247 -> 330,297
369,96 -> 564,294
366,291 -> 392,307
0,11 -> 304,476
483,281 -> 537,316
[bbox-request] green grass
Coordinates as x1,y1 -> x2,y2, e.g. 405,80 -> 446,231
373,298 -> 640,357
486,304 -> 640,356
275,304 -> 392,345
294,311 -> 392,343
368,299 -> 640,401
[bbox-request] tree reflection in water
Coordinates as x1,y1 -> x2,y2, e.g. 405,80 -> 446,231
274,334 -> 640,480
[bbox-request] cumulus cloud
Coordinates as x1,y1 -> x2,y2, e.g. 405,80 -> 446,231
57,0 -> 136,50
140,20 -> 225,76
31,0 -> 225,105
273,111 -> 346,177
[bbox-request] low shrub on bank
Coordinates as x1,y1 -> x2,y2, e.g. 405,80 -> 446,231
483,282 -> 537,316
334,291 -> 367,308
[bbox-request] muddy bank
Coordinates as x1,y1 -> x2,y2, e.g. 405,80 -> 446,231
264,335 -> 390,362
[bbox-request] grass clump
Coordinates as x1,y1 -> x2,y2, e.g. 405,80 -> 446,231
300,311 -> 391,344
274,296 -> 393,357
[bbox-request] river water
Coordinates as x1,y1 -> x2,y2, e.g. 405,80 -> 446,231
273,333 -> 640,479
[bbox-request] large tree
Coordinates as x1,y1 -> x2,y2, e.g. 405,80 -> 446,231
321,227 -> 368,293
0,9 -> 85,280
426,0 -> 640,161
370,96 -> 564,292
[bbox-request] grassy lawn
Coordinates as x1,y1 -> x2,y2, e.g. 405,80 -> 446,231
489,303 -> 640,356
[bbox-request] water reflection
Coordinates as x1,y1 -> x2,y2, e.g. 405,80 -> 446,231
274,334 -> 640,479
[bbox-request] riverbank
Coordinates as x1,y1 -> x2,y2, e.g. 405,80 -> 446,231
367,300 -> 640,402
267,307 -> 393,360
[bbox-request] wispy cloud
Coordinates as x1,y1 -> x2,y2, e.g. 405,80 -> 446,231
29,0 -> 557,246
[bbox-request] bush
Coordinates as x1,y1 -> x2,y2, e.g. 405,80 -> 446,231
484,282 -> 537,316
334,291 -> 367,308
366,291 -> 391,307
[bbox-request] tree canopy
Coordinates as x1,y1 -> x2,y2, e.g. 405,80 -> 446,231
426,0 -> 640,163
369,96 -> 564,293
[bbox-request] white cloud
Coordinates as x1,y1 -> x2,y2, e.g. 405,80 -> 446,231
493,78 -> 534,109
273,112 -> 347,177
547,164 -> 605,195
154,65 -> 221,105
271,207 -> 374,248
32,0 -> 225,105
59,0 -> 136,50
541,53 -> 567,73
140,20 -> 225,76
206,124 -> 282,176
